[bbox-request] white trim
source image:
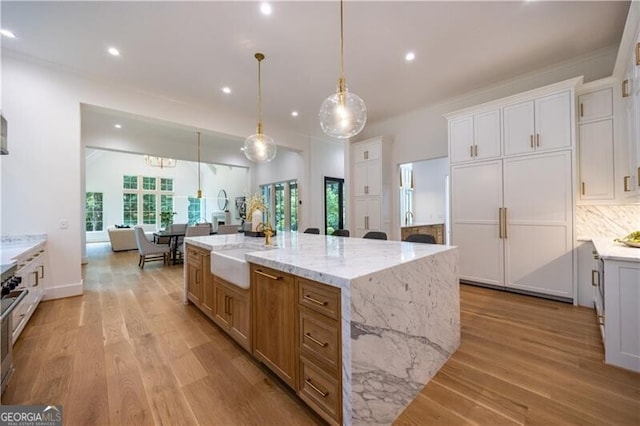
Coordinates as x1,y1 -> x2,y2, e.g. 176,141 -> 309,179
43,280 -> 83,300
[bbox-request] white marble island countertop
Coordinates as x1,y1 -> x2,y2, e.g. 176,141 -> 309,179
185,231 -> 460,425
592,238 -> 640,263
185,231 -> 455,289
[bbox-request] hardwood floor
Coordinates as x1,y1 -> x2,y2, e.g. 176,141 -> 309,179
3,243 -> 639,425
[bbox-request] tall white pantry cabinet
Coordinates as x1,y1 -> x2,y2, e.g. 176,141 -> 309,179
446,77 -> 581,301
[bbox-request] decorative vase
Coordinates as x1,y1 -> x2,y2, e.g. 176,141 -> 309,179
251,209 -> 263,232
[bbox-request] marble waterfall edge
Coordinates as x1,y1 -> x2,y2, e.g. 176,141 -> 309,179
348,249 -> 460,425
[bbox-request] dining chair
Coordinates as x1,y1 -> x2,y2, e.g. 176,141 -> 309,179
332,229 -> 350,237
404,233 -> 436,244
134,226 -> 170,268
363,231 -> 387,240
303,227 -> 320,234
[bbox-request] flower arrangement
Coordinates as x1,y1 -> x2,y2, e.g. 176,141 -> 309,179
246,192 -> 267,219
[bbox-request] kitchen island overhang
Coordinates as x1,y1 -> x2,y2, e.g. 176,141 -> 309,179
184,232 -> 460,425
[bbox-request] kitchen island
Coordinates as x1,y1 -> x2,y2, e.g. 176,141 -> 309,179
183,232 -> 459,425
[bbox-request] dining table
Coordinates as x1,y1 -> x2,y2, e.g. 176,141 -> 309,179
153,229 -> 216,265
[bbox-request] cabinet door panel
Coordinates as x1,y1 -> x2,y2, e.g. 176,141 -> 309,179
451,161 -> 503,223
578,88 -> 613,122
366,197 -> 381,231
227,285 -> 251,352
213,279 -> 230,329
503,151 -> 573,298
449,116 -> 473,163
579,119 -> 614,200
353,197 -> 367,236
365,159 -> 381,196
453,223 -> 504,286
474,109 -> 501,160
503,100 -> 535,156
353,162 -> 367,197
535,91 -> 572,152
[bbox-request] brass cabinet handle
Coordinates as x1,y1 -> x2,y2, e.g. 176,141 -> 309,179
624,176 -> 631,192
597,314 -> 604,326
536,134 -> 540,147
474,145 -> 478,157
364,150 -> 369,160
591,270 -> 598,287
304,332 -> 328,347
364,185 -> 369,194
470,145 -> 474,157
255,269 -> 281,280
498,208 -> 504,239
195,270 -> 200,284
33,270 -> 39,287
304,379 -> 328,398
228,296 -> 233,316
580,103 -> 584,117
365,215 -> 369,230
224,295 -> 229,314
530,134 -> 534,148
39,265 -> 44,279
581,182 -> 585,196
622,79 -> 630,97
304,294 -> 328,306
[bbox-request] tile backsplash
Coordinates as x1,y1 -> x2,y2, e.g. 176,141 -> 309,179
576,205 -> 640,240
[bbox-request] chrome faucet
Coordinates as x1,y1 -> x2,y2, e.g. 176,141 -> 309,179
405,211 -> 414,226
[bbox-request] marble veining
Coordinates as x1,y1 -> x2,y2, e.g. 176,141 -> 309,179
185,231 -> 460,425
576,205 -> 640,240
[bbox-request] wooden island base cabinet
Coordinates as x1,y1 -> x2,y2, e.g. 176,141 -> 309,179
250,264 -> 343,425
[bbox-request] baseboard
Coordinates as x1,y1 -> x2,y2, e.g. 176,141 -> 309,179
43,279 -> 83,301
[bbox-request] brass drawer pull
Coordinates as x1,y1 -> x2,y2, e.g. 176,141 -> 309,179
33,270 -> 39,287
304,333 -> 328,348
304,295 -> 328,306
536,133 -> 540,147
255,270 -> 281,280
305,378 -> 328,398
597,314 -> 604,326
580,103 -> 584,117
591,270 -> 598,287
624,176 -> 631,192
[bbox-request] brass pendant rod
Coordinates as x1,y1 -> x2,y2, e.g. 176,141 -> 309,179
255,53 -> 265,134
197,131 -> 202,198
340,0 -> 344,83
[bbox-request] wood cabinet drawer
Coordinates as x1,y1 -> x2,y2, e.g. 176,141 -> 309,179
299,358 -> 341,425
187,246 -> 201,266
298,279 -> 340,320
299,309 -> 339,372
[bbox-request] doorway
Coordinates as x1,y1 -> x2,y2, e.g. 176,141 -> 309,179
324,177 -> 345,235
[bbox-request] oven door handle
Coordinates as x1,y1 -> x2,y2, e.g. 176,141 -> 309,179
0,289 -> 29,322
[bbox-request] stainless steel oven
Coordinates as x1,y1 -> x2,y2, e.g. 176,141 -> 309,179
1,262 -> 27,394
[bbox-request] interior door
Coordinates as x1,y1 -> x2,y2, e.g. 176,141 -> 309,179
503,151 -> 573,299
450,160 -> 504,287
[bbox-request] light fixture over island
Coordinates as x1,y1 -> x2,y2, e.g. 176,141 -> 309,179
183,232 -> 460,425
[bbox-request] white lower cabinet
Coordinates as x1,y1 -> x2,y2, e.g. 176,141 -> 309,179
353,196 -> 381,237
603,259 -> 640,372
13,245 -> 47,343
451,151 -> 574,299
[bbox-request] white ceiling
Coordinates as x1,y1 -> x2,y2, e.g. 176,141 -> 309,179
1,1 -> 630,139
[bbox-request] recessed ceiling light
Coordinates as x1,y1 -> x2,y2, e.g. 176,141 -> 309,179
222,87 -> 232,94
114,124 -> 122,129
260,2 -> 272,15
405,52 -> 415,62
291,111 -> 299,117
108,47 -> 120,56
240,147 -> 245,151
0,29 -> 16,39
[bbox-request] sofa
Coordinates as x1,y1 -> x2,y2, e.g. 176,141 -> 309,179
107,227 -> 152,251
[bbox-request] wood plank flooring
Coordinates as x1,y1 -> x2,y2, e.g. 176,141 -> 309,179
2,243 -> 639,425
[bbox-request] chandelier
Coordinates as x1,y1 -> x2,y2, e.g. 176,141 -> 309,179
144,156 -> 176,169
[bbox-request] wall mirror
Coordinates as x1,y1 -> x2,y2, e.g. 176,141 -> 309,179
218,189 -> 229,210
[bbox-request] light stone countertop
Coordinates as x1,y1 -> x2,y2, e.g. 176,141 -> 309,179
1,234 -> 48,266
184,231 -> 455,289
592,238 -> 640,263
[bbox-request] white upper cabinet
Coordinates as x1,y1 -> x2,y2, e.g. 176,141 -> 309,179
449,109 -> 501,164
579,119 -> 615,200
579,88 -> 613,122
503,91 -> 572,156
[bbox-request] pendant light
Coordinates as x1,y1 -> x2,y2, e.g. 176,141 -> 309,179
144,156 -> 177,169
244,53 -> 277,163
196,131 -> 202,199
319,0 -> 367,139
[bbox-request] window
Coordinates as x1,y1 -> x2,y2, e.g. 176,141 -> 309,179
123,193 -> 138,226
324,177 -> 344,235
85,192 -> 104,231
122,176 -> 173,227
259,180 -> 298,232
188,196 -> 202,225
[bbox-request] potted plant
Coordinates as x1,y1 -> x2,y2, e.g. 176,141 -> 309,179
160,211 -> 177,230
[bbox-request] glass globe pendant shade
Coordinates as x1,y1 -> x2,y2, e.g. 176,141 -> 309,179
319,87 -> 367,139
244,132 -> 277,163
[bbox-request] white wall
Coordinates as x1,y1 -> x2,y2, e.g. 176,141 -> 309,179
85,149 -> 249,242
411,157 -> 449,225
308,137 -> 345,232
0,53 -> 314,299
